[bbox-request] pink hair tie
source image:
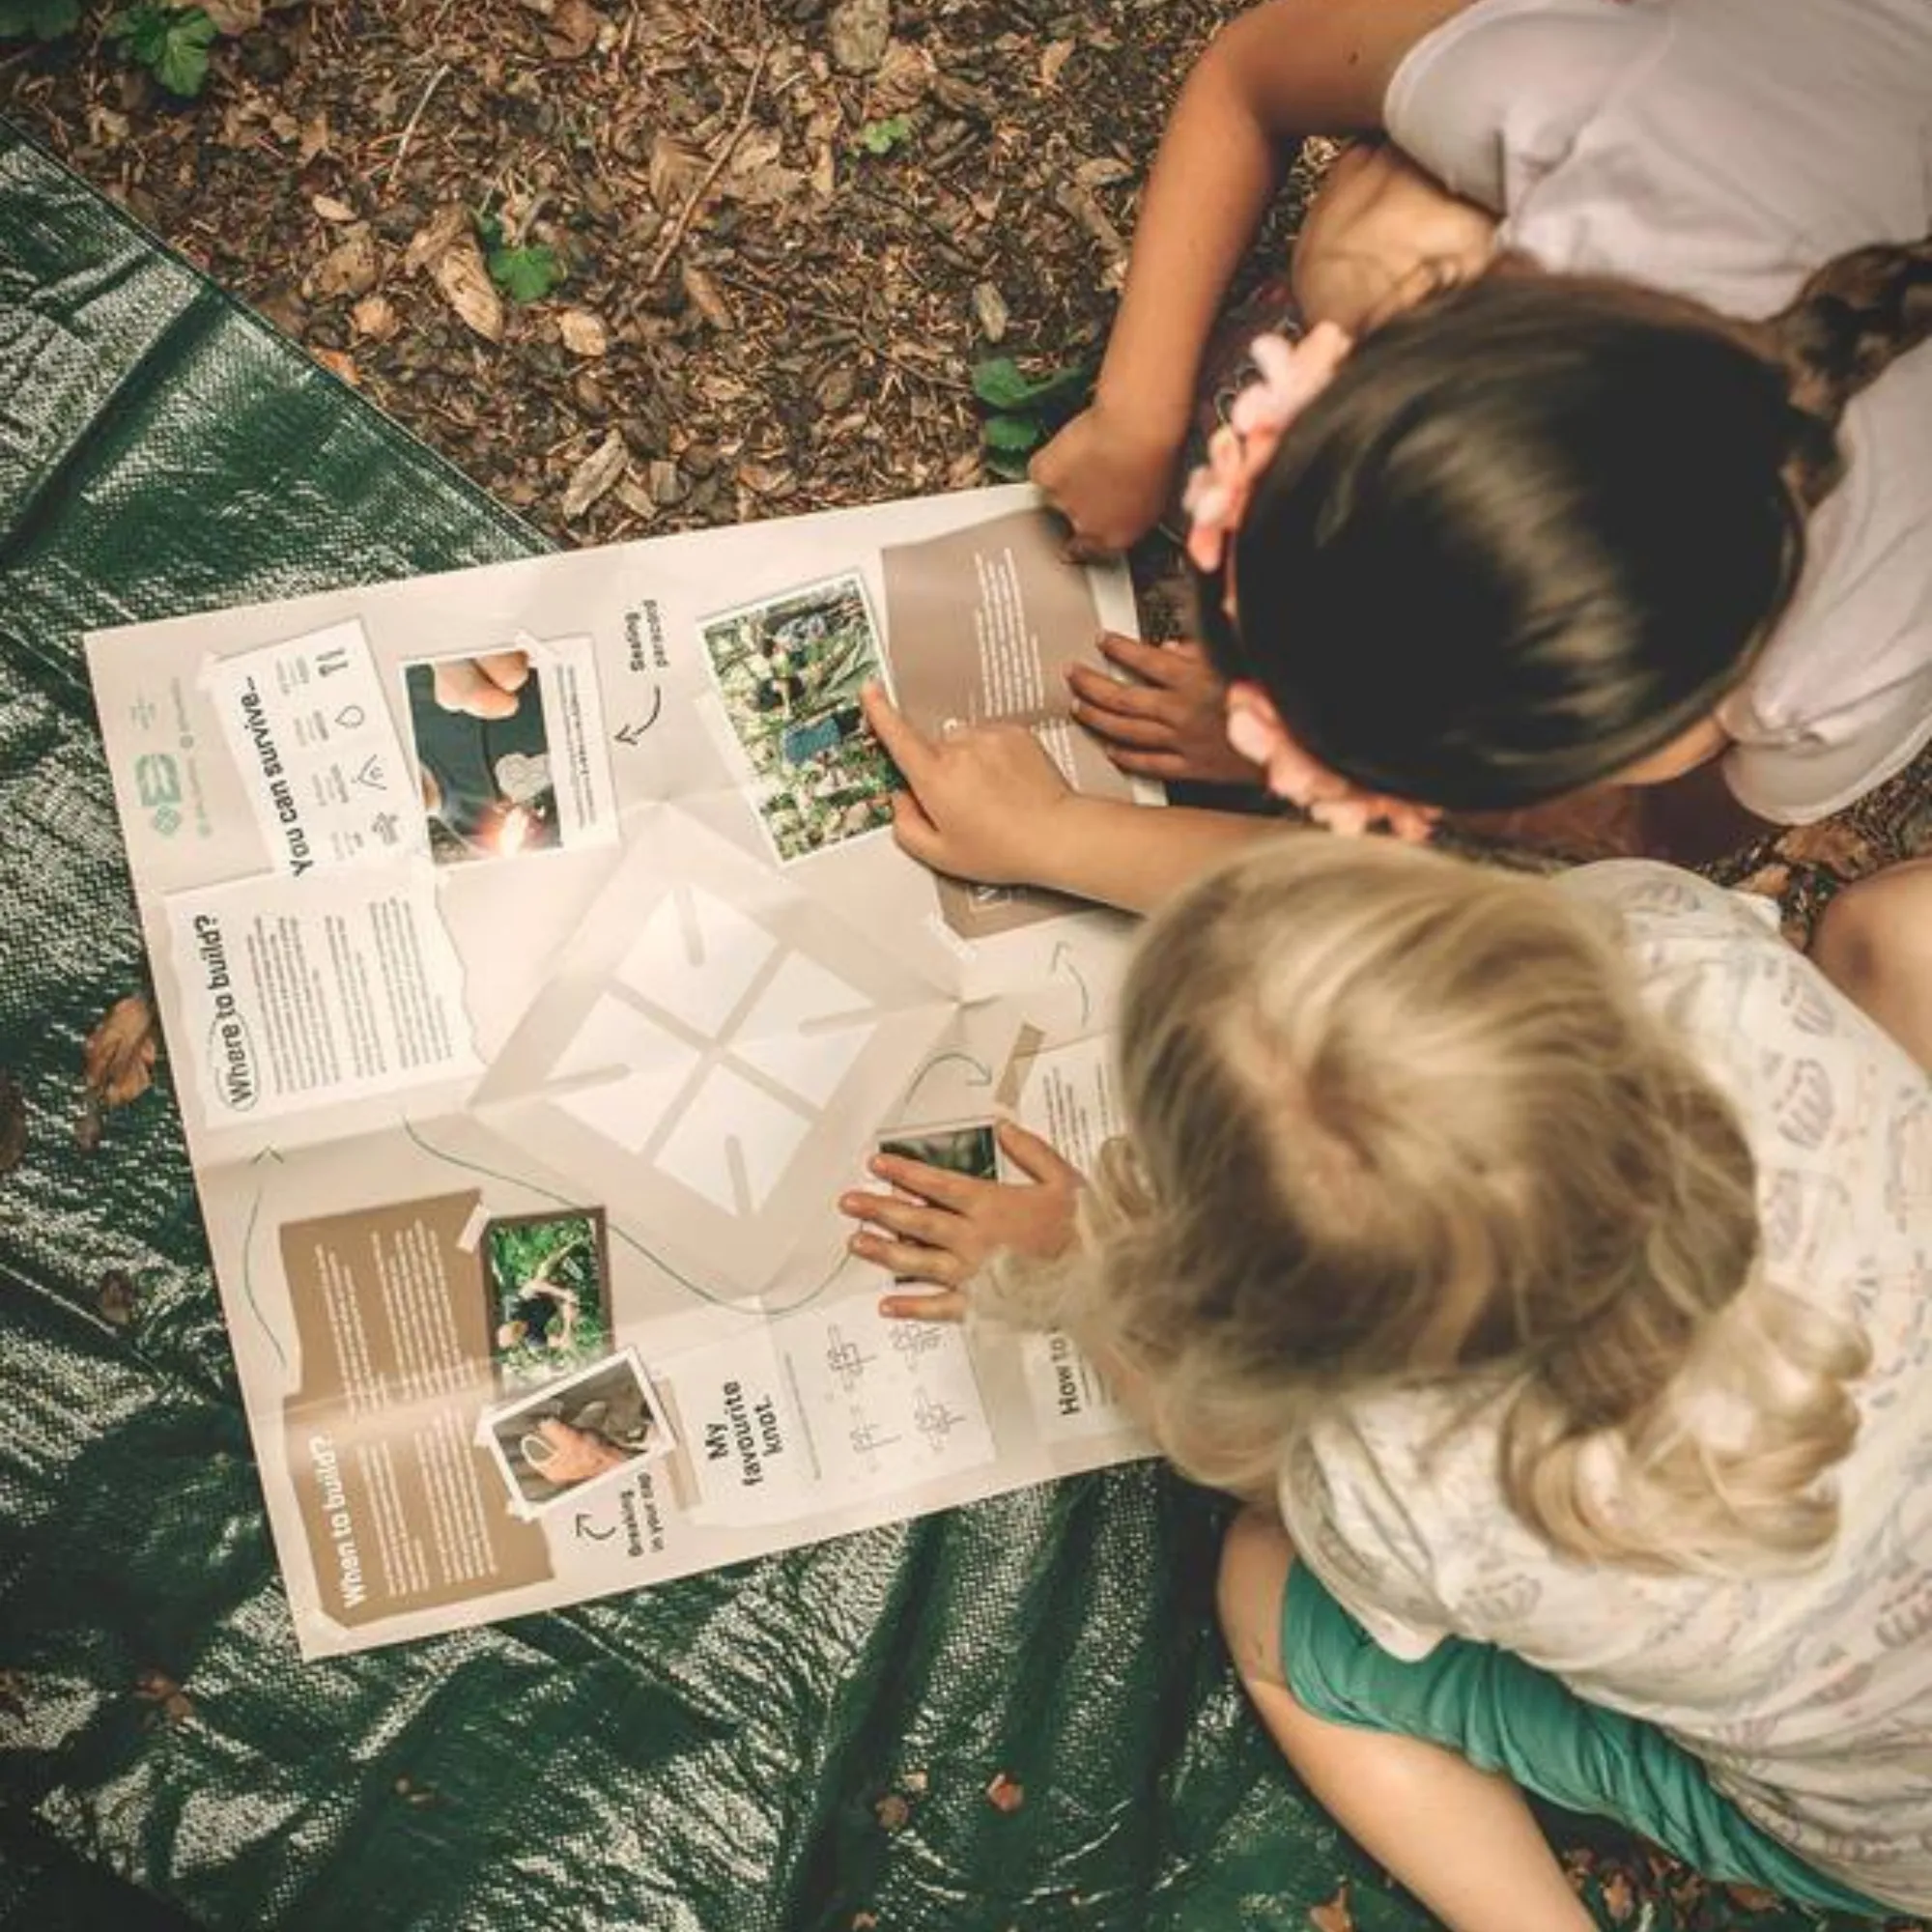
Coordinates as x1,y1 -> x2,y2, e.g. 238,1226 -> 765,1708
1181,322 -> 1353,577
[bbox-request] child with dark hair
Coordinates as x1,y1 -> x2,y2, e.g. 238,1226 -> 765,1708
863,0 -> 1932,1061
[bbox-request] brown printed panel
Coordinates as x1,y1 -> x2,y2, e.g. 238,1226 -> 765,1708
280,1190 -> 552,1630
879,509 -> 1136,940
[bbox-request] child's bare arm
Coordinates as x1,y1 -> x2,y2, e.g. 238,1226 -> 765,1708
1034,0 -> 1474,554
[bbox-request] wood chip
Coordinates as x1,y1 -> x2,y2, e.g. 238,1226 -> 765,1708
1038,40 -> 1074,88
311,193 -> 357,223
561,430 -> 629,518
542,0 -> 602,58
557,308 -> 609,357
200,0 -> 263,31
351,294 -> 400,340
308,226 -> 381,300
681,262 -> 736,329
971,280 -> 1009,342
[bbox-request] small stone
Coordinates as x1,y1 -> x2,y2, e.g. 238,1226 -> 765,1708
828,0 -> 891,73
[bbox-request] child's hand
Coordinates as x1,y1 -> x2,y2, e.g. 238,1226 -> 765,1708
862,684 -> 1080,887
1030,404 -> 1182,557
841,1121 -> 1083,1322
1066,635 -> 1264,785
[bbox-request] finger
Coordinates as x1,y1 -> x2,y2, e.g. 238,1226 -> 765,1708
879,1287 -> 969,1323
1095,631 -> 1194,688
860,682 -> 936,784
474,649 -> 532,696
1065,664 -> 1171,723
848,1228 -> 965,1284
1069,696 -> 1181,751
864,1155 -> 980,1209
432,658 -> 522,720
889,790 -> 949,869
842,1192 -> 960,1248
995,1119 -> 1079,1185
1105,748 -> 1199,781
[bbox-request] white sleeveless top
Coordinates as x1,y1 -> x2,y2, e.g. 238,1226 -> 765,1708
1384,0 -> 1932,823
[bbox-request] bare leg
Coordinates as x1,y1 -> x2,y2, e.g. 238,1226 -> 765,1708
1218,1511 -> 1595,1932
1811,858 -> 1932,1071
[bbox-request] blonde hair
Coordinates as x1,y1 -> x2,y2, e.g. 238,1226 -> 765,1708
987,839 -> 1868,1575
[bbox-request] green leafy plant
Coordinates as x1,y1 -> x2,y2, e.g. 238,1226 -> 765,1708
0,0 -> 79,41
855,115 -> 913,156
106,4 -> 216,97
971,355 -> 1093,479
476,213 -> 566,303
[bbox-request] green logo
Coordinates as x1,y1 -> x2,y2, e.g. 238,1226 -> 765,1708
134,753 -> 183,837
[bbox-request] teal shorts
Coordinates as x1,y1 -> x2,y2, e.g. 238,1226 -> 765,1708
1282,1564 -> 1889,1920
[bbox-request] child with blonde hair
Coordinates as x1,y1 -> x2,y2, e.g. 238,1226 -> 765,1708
841,839 -> 1932,1924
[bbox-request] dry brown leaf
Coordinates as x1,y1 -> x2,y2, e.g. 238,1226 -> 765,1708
1776,818 -> 1878,877
983,1771 -> 1024,1813
681,263 -> 736,330
1075,156 -> 1132,187
311,348 -> 360,385
543,0 -> 602,58
84,996 -> 157,1111
0,1070 -> 25,1177
972,280 -> 1009,342
867,40 -> 931,114
1307,1885 -> 1354,1932
403,203 -> 469,275
432,237 -> 505,343
134,1668 -> 194,1724
562,430 -> 629,519
350,294 -> 400,341
737,462 -> 793,497
828,0 -> 891,73
647,132 -> 704,213
722,128 -> 806,209
557,308 -> 610,357
308,226 -> 380,300
1038,39 -> 1075,88
810,142 -> 837,201
298,110 -> 330,163
200,0 -> 263,30
311,192 -> 356,223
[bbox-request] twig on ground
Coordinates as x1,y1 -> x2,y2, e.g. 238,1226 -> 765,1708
644,46 -> 770,285
384,61 -> 451,190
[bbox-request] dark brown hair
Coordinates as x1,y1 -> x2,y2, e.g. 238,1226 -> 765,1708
1197,237 -> 1931,810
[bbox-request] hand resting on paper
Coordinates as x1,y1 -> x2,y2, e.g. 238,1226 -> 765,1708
1065,634 -> 1264,786
521,1417 -> 632,1485
840,1121 -> 1082,1322
861,682 -> 1080,888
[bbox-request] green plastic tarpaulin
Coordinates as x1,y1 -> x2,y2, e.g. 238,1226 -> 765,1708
0,126 -> 1881,1932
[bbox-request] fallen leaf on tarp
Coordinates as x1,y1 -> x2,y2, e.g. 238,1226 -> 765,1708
351,294 -> 399,340
134,1669 -> 194,1723
871,1792 -> 911,1832
1308,1884 -> 1354,1932
96,1269 -> 139,1327
0,1071 -> 25,1176
561,430 -> 628,518
984,1771 -> 1024,1812
557,307 -> 609,356
83,995 -> 157,1111
311,348 -> 360,385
